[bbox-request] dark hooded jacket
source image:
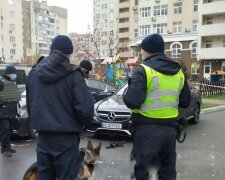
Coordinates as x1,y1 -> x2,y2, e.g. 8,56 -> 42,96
26,50 -> 94,134
123,53 -> 191,124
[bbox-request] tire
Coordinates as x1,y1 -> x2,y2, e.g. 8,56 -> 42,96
27,125 -> 38,139
189,103 -> 200,124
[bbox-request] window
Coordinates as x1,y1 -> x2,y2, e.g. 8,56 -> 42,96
102,4 -> 107,10
204,61 -> 211,74
172,43 -> 181,58
205,41 -> 212,48
206,17 -> 213,25
134,29 -> 138,38
153,23 -> 167,34
101,40 -> 107,45
173,21 -> 182,33
192,20 -> 198,32
223,40 -> 225,47
191,62 -> 200,74
10,49 -> 15,54
207,0 -> 214,3
10,36 -> 15,43
191,42 -> 198,58
101,14 -> 107,19
95,14 -> 100,20
9,24 -> 15,30
222,61 -> 225,72
9,11 -> 15,18
153,5 -> 168,16
139,25 -> 151,37
174,3 -> 182,14
193,0 -> 199,12
139,7 -> 151,18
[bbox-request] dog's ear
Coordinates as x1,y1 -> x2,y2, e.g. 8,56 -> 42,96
94,142 -> 102,155
87,140 -> 94,151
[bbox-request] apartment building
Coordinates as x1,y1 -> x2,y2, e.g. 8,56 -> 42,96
198,0 -> 225,79
93,0 -> 115,59
22,0 -> 67,64
130,0 -> 199,80
0,0 -> 23,63
93,0 -> 138,59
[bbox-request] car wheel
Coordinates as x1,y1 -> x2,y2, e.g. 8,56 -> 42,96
27,125 -> 38,139
189,103 -> 200,124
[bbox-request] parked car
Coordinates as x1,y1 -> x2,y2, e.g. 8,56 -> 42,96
13,79 -> 117,139
86,79 -> 116,102
87,82 -> 202,136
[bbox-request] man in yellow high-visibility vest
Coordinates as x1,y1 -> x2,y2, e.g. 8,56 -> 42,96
123,34 -> 191,180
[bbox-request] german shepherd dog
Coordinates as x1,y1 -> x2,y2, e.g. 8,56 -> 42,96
23,140 -> 102,180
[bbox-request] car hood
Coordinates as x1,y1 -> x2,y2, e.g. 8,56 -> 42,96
95,95 -> 131,112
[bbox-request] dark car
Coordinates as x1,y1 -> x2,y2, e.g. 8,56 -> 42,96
14,79 -> 117,139
86,79 -> 116,102
87,82 -> 202,136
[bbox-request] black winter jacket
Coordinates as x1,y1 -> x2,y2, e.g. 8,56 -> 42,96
123,53 -> 191,124
26,50 -> 94,134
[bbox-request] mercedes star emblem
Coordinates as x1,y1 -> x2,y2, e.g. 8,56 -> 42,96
108,112 -> 116,121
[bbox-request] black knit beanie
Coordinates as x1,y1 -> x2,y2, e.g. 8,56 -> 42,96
50,35 -> 73,54
5,65 -> 17,74
141,34 -> 165,54
79,60 -> 93,71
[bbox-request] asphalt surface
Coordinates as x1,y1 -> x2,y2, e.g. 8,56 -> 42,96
1,107 -> 225,180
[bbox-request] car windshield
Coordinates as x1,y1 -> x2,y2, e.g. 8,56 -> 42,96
115,83 -> 128,95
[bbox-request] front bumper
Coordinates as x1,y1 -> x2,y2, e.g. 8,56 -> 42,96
86,121 -> 132,136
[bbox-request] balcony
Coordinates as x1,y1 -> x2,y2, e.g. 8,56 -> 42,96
201,1 -> 225,15
118,22 -> 129,28
199,23 -> 225,37
118,32 -> 129,39
198,47 -> 225,60
119,12 -> 129,18
118,1 -> 129,8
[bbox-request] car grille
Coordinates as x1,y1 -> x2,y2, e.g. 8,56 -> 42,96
97,110 -> 131,122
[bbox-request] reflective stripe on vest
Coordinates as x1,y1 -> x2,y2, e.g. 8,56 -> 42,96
132,64 -> 185,119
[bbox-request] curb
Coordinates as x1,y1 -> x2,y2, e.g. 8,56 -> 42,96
201,105 -> 225,115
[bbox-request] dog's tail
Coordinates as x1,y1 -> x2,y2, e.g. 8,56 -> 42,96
23,162 -> 38,180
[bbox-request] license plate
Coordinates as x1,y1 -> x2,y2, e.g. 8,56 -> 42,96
101,122 -> 122,129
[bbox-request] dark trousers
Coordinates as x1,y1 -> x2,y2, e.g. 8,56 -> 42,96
37,133 -> 81,180
133,125 -> 177,180
0,118 -> 13,151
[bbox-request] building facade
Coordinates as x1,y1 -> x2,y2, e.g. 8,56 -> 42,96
130,0 -> 199,80
22,0 -> 67,64
0,0 -> 23,63
198,0 -> 225,80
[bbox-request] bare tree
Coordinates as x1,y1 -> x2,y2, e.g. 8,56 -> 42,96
69,33 -> 94,65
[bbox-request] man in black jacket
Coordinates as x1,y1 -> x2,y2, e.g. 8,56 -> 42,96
123,34 -> 191,180
26,35 -> 94,180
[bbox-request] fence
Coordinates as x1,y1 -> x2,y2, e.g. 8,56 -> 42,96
193,80 -> 225,96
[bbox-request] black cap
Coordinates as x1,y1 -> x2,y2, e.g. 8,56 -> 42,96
5,65 -> 17,74
141,33 -> 165,54
79,60 -> 93,72
50,35 -> 74,54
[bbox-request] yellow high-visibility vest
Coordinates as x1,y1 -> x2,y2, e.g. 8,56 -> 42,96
132,64 -> 184,119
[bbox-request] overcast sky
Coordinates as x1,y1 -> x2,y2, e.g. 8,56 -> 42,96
47,0 -> 93,34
